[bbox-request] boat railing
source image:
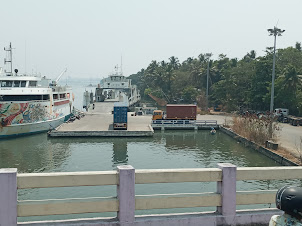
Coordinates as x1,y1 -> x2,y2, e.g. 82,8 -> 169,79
2,164 -> 302,225
0,99 -> 50,103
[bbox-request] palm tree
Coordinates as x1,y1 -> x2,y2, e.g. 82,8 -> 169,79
282,64 -> 301,91
190,63 -> 205,89
169,56 -> 179,70
295,42 -> 301,51
198,54 -> 205,62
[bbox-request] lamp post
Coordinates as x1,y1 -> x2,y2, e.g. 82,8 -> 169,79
267,26 -> 285,113
205,53 -> 212,110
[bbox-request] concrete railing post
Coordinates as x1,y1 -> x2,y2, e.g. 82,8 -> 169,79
117,165 -> 135,224
0,168 -> 17,226
217,163 -> 237,217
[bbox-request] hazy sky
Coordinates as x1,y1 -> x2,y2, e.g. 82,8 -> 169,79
0,0 -> 301,79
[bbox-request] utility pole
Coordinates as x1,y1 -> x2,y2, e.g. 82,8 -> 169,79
205,53 -> 212,110
267,26 -> 285,113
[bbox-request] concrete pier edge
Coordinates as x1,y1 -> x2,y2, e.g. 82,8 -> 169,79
220,126 -> 298,166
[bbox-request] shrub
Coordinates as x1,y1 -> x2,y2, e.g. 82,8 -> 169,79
231,115 -> 279,145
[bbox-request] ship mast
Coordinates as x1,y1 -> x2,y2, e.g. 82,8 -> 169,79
121,55 -> 123,76
4,43 -> 13,76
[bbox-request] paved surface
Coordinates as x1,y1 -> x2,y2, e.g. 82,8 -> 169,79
57,102 -> 152,132
278,123 -> 302,157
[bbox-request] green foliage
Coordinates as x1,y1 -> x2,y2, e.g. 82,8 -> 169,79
182,86 -> 198,103
144,88 -> 152,96
129,43 -> 302,115
274,64 -> 301,115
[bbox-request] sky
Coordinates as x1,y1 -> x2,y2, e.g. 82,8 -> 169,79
0,0 -> 301,79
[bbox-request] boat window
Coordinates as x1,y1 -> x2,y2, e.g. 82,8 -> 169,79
13,81 -> 20,87
53,94 -> 58,100
41,95 -> 50,100
107,83 -> 110,85
29,81 -> 37,87
21,81 -> 26,87
59,93 -> 66,99
0,95 -> 50,101
1,81 -> 13,87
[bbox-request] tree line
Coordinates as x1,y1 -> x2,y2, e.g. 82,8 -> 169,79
128,42 -> 302,116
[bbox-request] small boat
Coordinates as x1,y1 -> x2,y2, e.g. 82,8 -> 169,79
0,43 -> 74,138
210,127 -> 216,135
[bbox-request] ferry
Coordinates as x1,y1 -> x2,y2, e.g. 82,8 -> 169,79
0,43 -> 74,138
94,65 -> 141,106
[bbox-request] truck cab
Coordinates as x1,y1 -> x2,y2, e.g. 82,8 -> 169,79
152,110 -> 164,120
274,108 -> 289,116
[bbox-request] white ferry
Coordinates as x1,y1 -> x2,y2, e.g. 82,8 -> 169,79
0,43 -> 73,138
95,65 -> 141,106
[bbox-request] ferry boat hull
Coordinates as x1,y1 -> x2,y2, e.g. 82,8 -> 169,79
0,94 -> 73,138
0,99 -> 73,138
0,114 -> 71,138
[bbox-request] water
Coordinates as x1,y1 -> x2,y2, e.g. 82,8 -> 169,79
0,79 -> 300,222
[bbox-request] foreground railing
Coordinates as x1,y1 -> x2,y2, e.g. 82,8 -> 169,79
1,164 -> 302,225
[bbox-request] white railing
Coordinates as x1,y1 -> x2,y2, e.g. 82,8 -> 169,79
152,120 -> 218,126
195,120 -> 218,126
1,165 -> 302,225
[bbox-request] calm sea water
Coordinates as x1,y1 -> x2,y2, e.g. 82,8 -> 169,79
0,79 -> 300,222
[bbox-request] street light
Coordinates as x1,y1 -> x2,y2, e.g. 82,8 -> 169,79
205,53 -> 212,110
267,26 -> 285,113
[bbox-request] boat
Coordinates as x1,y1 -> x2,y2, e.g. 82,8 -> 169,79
0,43 -> 74,138
95,65 -> 141,106
210,127 -> 216,135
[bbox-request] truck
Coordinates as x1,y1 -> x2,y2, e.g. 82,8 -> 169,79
274,108 -> 289,123
152,104 -> 197,121
113,102 -> 128,130
274,108 -> 289,117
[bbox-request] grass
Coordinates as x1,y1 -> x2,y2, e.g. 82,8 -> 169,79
231,115 -> 279,145
231,115 -> 302,165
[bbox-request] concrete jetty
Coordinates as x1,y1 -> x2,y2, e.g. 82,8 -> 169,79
48,102 -> 154,137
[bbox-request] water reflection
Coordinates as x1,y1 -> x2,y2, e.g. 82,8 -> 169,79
112,140 -> 128,166
0,134 -> 71,173
158,130 -> 278,168
0,130 -> 282,174
164,131 -> 198,150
